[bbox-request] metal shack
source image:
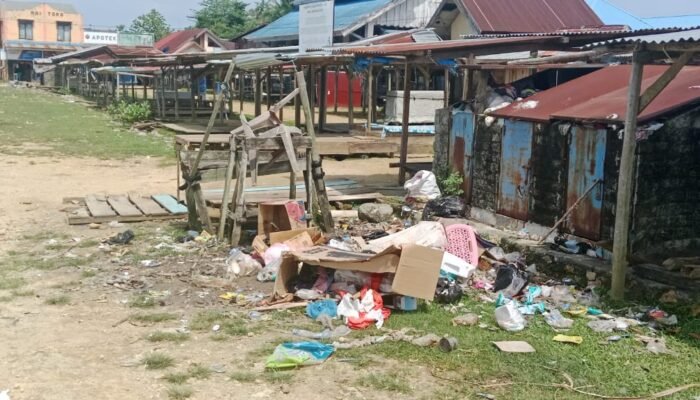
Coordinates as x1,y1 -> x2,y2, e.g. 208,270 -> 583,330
457,65 -> 700,256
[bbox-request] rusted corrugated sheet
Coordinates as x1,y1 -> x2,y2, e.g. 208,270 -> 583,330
461,0 -> 602,34
333,36 -> 563,55
566,126 -> 605,240
490,65 -> 700,124
498,120 -> 533,220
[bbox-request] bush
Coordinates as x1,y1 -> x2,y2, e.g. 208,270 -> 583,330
108,100 -> 152,124
435,165 -> 464,197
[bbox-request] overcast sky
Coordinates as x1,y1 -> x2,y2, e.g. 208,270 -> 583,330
70,0 -> 255,30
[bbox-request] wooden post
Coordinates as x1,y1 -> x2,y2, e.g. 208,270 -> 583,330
610,52 -> 645,300
294,71 -> 301,128
174,68 -> 180,120
229,143 -> 248,246
131,78 -> 135,99
308,66 -> 316,128
185,60 -> 236,233
334,66 -> 339,113
218,137 -> 237,240
115,73 -> 120,101
296,69 -> 334,232
319,66 -> 328,133
443,67 -> 450,108
143,78 -> 147,100
348,69 -> 354,130
190,66 -> 196,120
154,77 -> 161,117
254,69 -> 262,116
160,68 -> 166,117
239,71 -> 244,114
366,65 -> 373,132
398,61 -> 412,185
266,66 -> 272,110
279,66 -> 285,121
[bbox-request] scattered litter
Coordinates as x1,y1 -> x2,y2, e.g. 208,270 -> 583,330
404,170 -> 441,200
544,309 -> 574,330
476,393 -> 496,400
452,313 -> 479,327
89,223 -> 101,229
226,248 -> 262,278
493,264 -> 528,297
212,324 -> 221,332
265,341 -> 334,369
108,220 -> 124,228
492,341 -> 536,353
140,260 -> 161,268
606,335 -> 623,342
107,229 -> 134,245
292,326 -> 351,340
553,334 -> 583,345
0,390 -> 9,400
439,337 -> 458,352
435,277 -> 463,304
637,336 -> 671,355
587,319 -> 628,333
306,299 -> 338,320
495,301 -> 526,332
422,196 -> 466,220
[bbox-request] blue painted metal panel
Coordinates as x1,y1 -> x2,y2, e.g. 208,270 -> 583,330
567,126 -> 606,240
498,120 -> 533,220
245,0 -> 391,40
153,195 -> 188,214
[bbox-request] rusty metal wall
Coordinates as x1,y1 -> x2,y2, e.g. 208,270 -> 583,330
450,111 -> 476,202
498,119 -> 533,220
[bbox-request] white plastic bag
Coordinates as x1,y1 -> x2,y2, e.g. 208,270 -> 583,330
366,221 -> 447,252
495,301 -> 526,332
404,170 -> 441,200
226,249 -> 262,278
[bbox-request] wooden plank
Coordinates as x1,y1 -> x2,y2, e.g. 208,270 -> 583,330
107,195 -> 143,217
68,213 -> 185,225
85,194 -> 117,218
207,189 -> 383,206
129,194 -> 169,216
153,194 -> 188,214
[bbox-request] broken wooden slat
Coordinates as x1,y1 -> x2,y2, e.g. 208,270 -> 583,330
153,194 -> 188,214
107,195 -> 143,217
85,194 -> 117,218
280,125 -> 301,175
129,194 -> 170,216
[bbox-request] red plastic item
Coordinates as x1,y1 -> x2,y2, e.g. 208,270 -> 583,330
445,224 -> 479,266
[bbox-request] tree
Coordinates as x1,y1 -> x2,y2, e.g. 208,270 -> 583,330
129,9 -> 172,41
115,24 -> 126,33
191,0 -> 249,39
249,0 -> 293,26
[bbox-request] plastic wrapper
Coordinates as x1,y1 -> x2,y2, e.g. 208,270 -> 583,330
493,264 -> 529,297
544,309 -> 574,330
421,196 -> 466,220
226,249 -> 262,278
495,301 -> 526,332
266,341 -> 335,369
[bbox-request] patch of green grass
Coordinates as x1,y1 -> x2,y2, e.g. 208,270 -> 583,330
162,372 -> 190,384
44,295 -> 70,305
129,294 -> 156,308
0,86 -> 174,159
48,281 -> 80,289
130,312 -> 178,324
0,296 -> 12,302
189,310 -> 249,336
142,353 -> 175,370
187,364 -> 212,380
230,371 -> 257,383
80,269 -> 97,278
146,331 -> 190,343
0,276 -> 26,290
76,239 -> 100,249
362,372 -> 411,394
166,385 -> 193,400
263,371 -> 294,384
11,289 -> 35,297
210,334 -> 228,342
338,298 -> 700,400
246,341 -> 282,361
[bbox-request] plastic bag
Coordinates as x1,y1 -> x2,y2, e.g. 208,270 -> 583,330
544,309 -> 574,330
495,301 -> 526,332
422,196 -> 466,220
404,170 -> 441,200
493,264 -> 528,297
264,243 -> 290,265
226,249 -> 262,278
435,277 -> 463,304
306,299 -> 338,320
265,341 -> 334,369
257,258 -> 281,282
292,326 -> 351,340
332,271 -> 393,293
366,221 -> 447,253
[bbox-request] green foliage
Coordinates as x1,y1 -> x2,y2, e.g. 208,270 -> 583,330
128,9 -> 171,41
435,165 -> 464,196
142,353 -> 175,370
191,0 -> 293,39
108,100 -> 153,124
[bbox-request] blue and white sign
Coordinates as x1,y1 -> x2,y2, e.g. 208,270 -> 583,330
299,0 -> 334,52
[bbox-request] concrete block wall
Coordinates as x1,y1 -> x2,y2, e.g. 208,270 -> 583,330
471,117 -> 502,211
528,123 -> 569,227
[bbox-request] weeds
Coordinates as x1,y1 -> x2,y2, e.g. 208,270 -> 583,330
363,372 -> 411,394
0,276 -> 26,290
230,371 -> 257,382
45,295 -> 70,305
166,385 -> 193,400
264,371 -> 294,384
108,100 -> 152,124
129,294 -> 156,308
187,364 -> 211,380
435,165 -> 464,196
142,353 -> 175,370
130,313 -> 178,323
189,310 -> 248,335
80,269 -> 97,278
146,331 -> 189,343
162,372 -> 189,384
11,289 -> 34,297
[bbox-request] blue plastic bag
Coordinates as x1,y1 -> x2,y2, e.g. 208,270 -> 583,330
266,341 -> 334,369
306,299 -> 338,320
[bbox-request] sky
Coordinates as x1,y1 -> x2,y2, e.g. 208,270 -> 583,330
70,0 -> 254,30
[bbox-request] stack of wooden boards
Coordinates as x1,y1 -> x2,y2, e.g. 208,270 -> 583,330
65,194 -> 187,225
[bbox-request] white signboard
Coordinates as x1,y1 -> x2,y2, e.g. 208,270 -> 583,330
84,30 -> 118,45
299,0 -> 334,52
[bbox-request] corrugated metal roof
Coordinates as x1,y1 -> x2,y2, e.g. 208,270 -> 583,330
156,29 -> 207,53
371,0 -> 441,29
245,0 -> 392,41
460,0 -> 602,34
332,35 -> 562,55
490,65 -> 700,123
586,0 -> 700,30
587,27 -> 700,47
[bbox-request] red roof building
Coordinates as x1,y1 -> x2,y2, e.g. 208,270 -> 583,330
428,0 -> 603,39
155,29 -> 232,54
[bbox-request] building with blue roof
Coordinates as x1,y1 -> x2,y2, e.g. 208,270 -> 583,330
585,0 -> 700,30
241,0 -> 441,47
